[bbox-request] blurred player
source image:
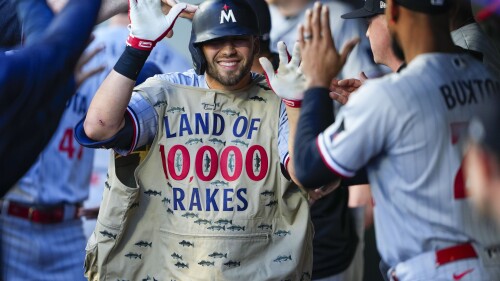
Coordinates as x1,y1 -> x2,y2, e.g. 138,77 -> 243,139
0,0 -> 101,194
0,0 -> 102,279
267,1 -> 387,280
0,46 -> 107,281
340,0 -> 404,73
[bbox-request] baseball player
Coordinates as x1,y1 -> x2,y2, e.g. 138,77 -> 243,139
0,0 -> 101,279
280,1 -> 500,281
340,0 -> 404,73
1,50 -> 104,280
267,1 -> 386,280
327,0 -> 404,106
0,2 -> 168,280
0,23 -> 164,281
76,0 -> 313,280
328,0 -> 405,107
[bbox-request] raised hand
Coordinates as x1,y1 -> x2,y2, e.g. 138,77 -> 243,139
259,41 -> 306,108
127,0 -> 197,51
162,0 -> 197,20
299,2 -> 359,89
75,39 -> 106,89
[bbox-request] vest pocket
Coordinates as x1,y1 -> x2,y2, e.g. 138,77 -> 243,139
84,220 -> 123,281
158,228 -> 276,281
85,158 -> 142,280
97,176 -> 141,230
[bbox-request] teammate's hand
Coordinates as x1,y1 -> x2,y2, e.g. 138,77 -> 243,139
308,180 -> 340,205
127,0 -> 197,51
75,40 -> 106,89
161,0 -> 197,20
329,72 -> 367,104
299,2 -> 359,89
260,41 -> 306,108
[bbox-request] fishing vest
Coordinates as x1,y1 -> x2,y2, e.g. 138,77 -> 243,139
84,76 -> 313,281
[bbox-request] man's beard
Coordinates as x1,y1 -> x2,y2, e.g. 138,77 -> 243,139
205,55 -> 253,87
391,35 -> 405,62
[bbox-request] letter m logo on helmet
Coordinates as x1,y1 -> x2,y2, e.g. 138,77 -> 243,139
220,4 -> 237,24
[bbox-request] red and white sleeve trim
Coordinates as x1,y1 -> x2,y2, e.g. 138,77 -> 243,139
126,108 -> 139,155
316,133 -> 355,178
284,154 -> 290,171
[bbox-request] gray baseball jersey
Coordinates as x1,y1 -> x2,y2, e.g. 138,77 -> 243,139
316,53 -> 500,267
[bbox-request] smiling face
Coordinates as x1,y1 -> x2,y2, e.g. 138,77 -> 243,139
201,35 -> 259,91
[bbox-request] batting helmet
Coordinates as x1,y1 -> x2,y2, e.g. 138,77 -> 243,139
189,0 -> 260,74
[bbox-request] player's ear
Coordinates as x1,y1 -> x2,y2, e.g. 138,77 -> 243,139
385,0 -> 399,24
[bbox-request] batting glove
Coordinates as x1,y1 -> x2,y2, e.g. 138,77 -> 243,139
126,0 -> 188,51
260,41 -> 306,108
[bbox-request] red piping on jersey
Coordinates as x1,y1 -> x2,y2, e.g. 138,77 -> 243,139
284,155 -> 290,172
126,109 -> 138,155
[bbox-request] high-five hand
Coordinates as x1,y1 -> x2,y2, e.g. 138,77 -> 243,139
299,2 -> 359,89
162,0 -> 198,19
127,0 -> 197,51
260,41 -> 306,108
